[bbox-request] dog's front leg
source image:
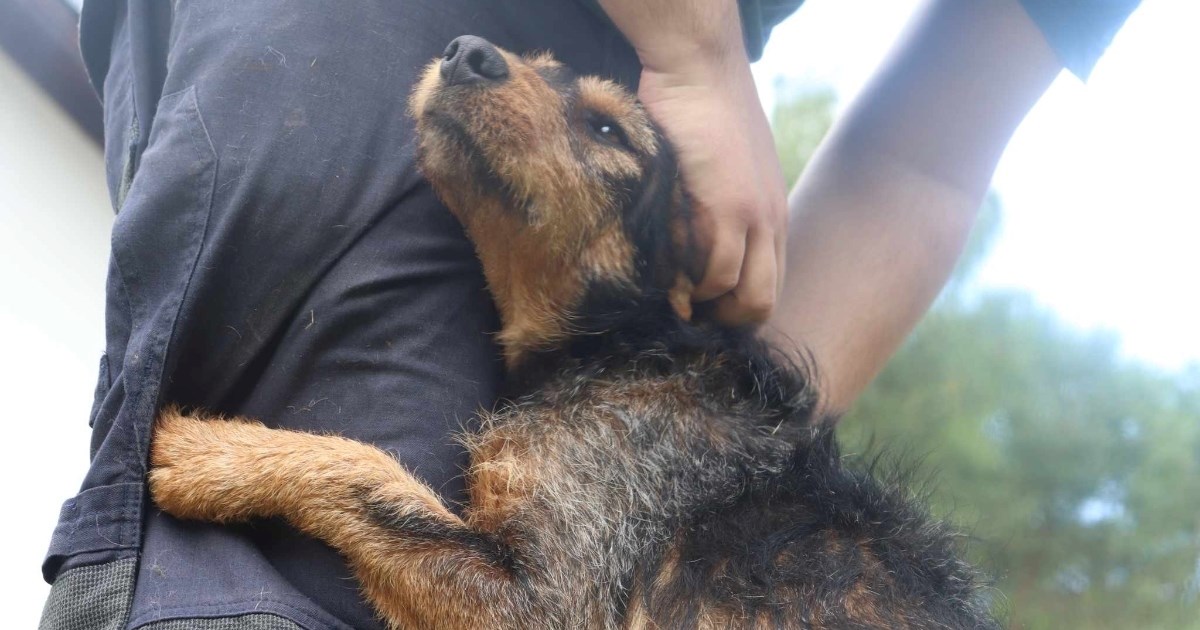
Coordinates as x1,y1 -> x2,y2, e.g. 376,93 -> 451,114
149,408 -> 539,630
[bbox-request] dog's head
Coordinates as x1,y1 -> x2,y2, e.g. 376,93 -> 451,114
410,36 -> 694,367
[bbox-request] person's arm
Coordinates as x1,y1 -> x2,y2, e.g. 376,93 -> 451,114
597,0 -> 788,326
767,0 -> 1063,413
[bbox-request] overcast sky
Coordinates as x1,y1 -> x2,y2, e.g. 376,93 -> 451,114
752,0 -> 1200,372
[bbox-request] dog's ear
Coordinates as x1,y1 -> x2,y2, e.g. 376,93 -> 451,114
665,186 -> 703,322
668,273 -> 694,321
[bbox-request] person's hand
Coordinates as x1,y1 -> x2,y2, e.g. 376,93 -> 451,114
597,0 -> 788,326
639,58 -> 788,326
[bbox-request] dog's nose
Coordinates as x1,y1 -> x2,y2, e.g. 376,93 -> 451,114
440,36 -> 509,86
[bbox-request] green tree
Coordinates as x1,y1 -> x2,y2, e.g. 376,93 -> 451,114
770,83 -> 834,182
772,88 -> 1200,629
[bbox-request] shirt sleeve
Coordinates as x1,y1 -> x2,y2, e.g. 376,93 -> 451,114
1017,0 -> 1142,80
575,0 -> 805,63
741,0 -> 805,62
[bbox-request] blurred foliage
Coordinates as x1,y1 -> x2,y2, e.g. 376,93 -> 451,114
772,88 -> 1200,629
769,83 -> 835,186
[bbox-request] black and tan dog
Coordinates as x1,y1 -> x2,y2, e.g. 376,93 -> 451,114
149,37 -> 999,629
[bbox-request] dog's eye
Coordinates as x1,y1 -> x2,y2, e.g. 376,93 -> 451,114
587,115 -> 630,150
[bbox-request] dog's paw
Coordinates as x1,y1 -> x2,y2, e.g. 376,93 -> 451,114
148,408 -> 277,523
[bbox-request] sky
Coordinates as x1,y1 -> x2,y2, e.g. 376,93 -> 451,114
751,0 -> 1200,372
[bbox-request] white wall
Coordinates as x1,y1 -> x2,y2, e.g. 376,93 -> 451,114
0,49 -> 113,627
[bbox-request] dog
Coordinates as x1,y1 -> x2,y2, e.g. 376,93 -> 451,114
149,36 -> 999,629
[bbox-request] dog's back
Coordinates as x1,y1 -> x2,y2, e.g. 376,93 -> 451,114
461,316 -> 997,628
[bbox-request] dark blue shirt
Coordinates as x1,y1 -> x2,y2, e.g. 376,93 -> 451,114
1019,0 -> 1141,79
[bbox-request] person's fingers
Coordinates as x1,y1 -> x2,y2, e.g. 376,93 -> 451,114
692,220 -> 748,302
713,226 -> 778,325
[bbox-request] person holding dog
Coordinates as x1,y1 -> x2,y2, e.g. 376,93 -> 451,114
41,1 -> 1137,628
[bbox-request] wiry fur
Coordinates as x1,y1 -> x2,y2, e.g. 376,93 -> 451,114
149,39 -> 999,629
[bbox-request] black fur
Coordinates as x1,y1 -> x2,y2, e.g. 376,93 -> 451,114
505,301 -> 999,627
363,494 -> 518,571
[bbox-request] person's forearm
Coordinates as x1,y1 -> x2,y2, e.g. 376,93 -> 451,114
596,0 -> 744,71
768,0 -> 1062,414
769,143 -> 983,414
